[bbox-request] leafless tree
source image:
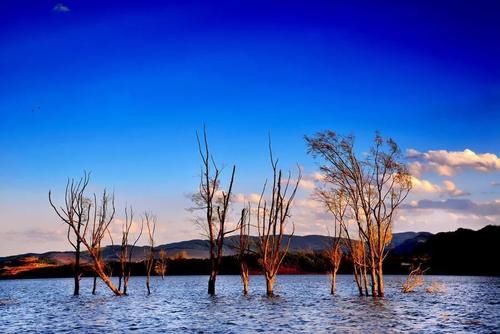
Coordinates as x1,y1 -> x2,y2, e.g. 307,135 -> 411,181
117,206 -> 143,295
192,128 -> 237,295
49,173 -> 123,296
256,144 -> 301,297
306,131 -> 412,297
155,249 -> 168,279
144,212 -> 156,295
238,206 -> 251,295
402,264 -> 427,293
48,173 -> 90,295
315,188 -> 345,295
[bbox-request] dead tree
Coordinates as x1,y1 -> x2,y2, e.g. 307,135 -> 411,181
85,190 -> 122,295
144,212 -> 156,295
192,128 -> 237,295
315,189 -> 345,295
256,144 -> 301,297
48,172 -> 90,295
118,207 -> 143,295
155,249 -> 168,279
238,206 -> 251,295
90,195 -> 102,295
402,264 -> 427,293
306,131 -> 412,297
49,173 -> 123,296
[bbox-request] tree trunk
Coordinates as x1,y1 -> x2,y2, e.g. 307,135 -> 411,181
123,277 -> 129,295
330,271 -> 337,295
92,275 -> 97,295
377,261 -> 385,297
240,262 -> 249,295
353,265 -> 364,296
362,267 -> 369,296
146,276 -> 151,295
92,254 -> 123,296
370,260 -> 378,297
265,276 -> 275,297
208,271 -> 216,295
73,241 -> 81,296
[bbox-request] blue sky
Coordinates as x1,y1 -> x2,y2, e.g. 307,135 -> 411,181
0,0 -> 499,255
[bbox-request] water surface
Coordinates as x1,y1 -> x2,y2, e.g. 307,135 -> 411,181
1,275 -> 499,333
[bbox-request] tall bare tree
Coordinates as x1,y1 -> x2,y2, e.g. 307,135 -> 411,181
256,144 -> 301,297
238,206 -> 251,295
117,206 -> 143,295
49,173 -> 124,296
192,128 -> 237,295
315,188 -> 345,295
49,173 -> 90,295
144,212 -> 156,295
306,131 -> 412,297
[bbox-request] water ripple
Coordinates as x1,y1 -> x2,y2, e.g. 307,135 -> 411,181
0,275 -> 499,333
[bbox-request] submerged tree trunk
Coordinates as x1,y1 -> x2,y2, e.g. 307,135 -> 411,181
73,242 -> 81,296
240,262 -> 249,295
92,275 -> 97,295
352,263 -> 364,296
370,266 -> 378,297
208,271 -> 216,295
146,276 -> 151,295
91,253 -> 122,296
377,261 -> 385,297
330,271 -> 337,295
265,276 -> 275,297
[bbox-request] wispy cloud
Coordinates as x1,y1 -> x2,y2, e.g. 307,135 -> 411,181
402,198 -> 500,216
52,3 -> 70,13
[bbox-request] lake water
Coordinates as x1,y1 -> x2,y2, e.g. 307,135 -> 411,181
0,275 -> 499,333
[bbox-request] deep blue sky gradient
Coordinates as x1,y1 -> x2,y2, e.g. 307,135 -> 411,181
0,0 -> 499,254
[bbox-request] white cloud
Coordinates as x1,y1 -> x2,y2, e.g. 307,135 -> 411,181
407,148 -> 500,176
411,176 -> 468,197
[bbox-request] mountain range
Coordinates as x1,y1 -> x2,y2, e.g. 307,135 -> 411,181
1,226 -> 498,278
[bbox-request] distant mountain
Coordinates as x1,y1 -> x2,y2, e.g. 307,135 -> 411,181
2,227 -> 499,278
390,232 -> 433,256
0,231 -> 427,268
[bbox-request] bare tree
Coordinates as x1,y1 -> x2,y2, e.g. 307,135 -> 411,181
256,144 -> 301,297
315,188 -> 345,295
402,264 -> 427,293
306,131 -> 412,297
238,206 -> 251,295
316,188 -> 369,296
155,249 -> 168,279
49,173 -> 123,296
48,173 -> 90,295
118,207 -> 143,295
192,128 -> 237,295
144,212 -> 156,295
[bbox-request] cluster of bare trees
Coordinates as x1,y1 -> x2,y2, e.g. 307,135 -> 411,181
49,129 -> 412,298
193,130 -> 300,296
49,173 -> 162,296
306,131 -> 412,297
